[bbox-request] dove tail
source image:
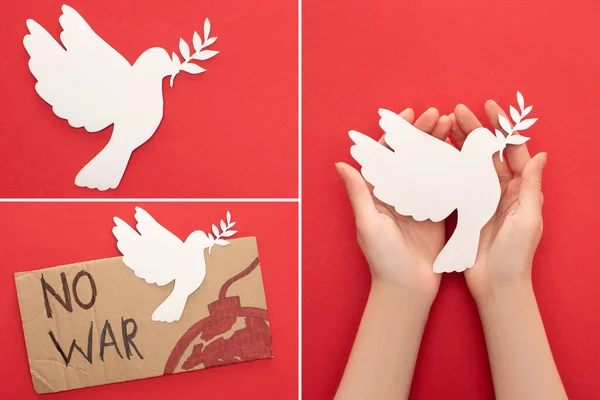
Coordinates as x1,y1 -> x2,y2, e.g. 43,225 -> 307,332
152,287 -> 190,323
75,140 -> 132,191
433,218 -> 481,273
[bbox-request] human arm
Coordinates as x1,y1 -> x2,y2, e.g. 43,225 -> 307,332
334,108 -> 450,400
450,100 -> 567,400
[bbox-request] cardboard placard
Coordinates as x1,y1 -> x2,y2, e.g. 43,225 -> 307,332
14,237 -> 273,394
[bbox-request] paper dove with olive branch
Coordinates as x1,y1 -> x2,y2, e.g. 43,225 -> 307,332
23,5 -> 219,190
349,91 -> 538,273
112,208 -> 237,323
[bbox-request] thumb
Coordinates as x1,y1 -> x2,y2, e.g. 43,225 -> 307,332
335,162 -> 377,223
519,152 -> 547,215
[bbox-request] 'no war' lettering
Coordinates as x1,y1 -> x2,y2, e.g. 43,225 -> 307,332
41,270 -> 96,318
39,270 -> 143,366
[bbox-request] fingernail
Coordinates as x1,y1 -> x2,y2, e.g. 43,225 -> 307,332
425,107 -> 439,118
454,104 -> 466,114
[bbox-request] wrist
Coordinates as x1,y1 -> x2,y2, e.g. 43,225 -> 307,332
475,277 -> 536,312
371,278 -> 436,312
469,260 -> 534,306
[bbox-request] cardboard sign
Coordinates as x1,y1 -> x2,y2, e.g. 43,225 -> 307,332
14,237 -> 273,394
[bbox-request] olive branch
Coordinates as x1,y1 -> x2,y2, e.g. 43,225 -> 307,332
495,91 -> 538,161
207,211 -> 237,254
170,18 -> 218,87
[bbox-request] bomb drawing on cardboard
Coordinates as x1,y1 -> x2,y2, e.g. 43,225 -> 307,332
349,92 -> 538,273
23,5 -> 219,190
113,207 -> 237,322
163,256 -> 273,374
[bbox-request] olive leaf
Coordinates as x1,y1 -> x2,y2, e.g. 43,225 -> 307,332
207,212 -> 237,253
514,118 -> 538,131
509,106 -> 521,124
517,91 -> 525,111
170,19 -> 218,86
179,38 -> 190,60
505,135 -> 530,145
498,114 -> 512,134
193,31 -> 202,52
180,63 -> 205,74
204,18 -> 211,41
499,92 -> 537,153
204,37 -> 217,47
192,50 -> 219,61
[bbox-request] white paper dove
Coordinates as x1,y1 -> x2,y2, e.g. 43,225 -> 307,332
112,207 -> 237,323
349,92 -> 538,273
23,5 -> 218,190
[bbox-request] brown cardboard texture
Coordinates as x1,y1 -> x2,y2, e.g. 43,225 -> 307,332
14,237 -> 273,394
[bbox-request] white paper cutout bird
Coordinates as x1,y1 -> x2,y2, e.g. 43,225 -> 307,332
112,207 -> 237,323
350,92 -> 537,273
23,5 -> 218,190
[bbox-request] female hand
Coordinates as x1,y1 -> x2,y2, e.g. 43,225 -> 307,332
335,108 -> 452,400
336,107 -> 451,301
450,101 -> 567,400
450,100 -> 547,302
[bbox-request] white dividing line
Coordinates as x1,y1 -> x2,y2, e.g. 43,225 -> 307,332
3,3 -> 305,396
0,198 -> 300,203
297,0 -> 303,396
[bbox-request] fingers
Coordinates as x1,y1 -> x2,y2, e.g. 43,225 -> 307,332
413,107 -> 439,133
454,103 -> 512,182
336,162 -> 377,223
449,112 -> 466,148
399,108 -> 415,124
452,104 -> 482,147
431,114 -> 451,141
379,108 -> 414,146
485,99 -> 531,175
518,152 -> 547,221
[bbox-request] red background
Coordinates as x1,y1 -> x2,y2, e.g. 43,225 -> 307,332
303,0 -> 600,399
0,0 -> 297,198
0,202 -> 298,399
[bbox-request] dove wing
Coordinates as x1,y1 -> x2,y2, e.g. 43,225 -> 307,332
349,109 -> 461,222
113,207 -> 185,286
23,5 -> 131,132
